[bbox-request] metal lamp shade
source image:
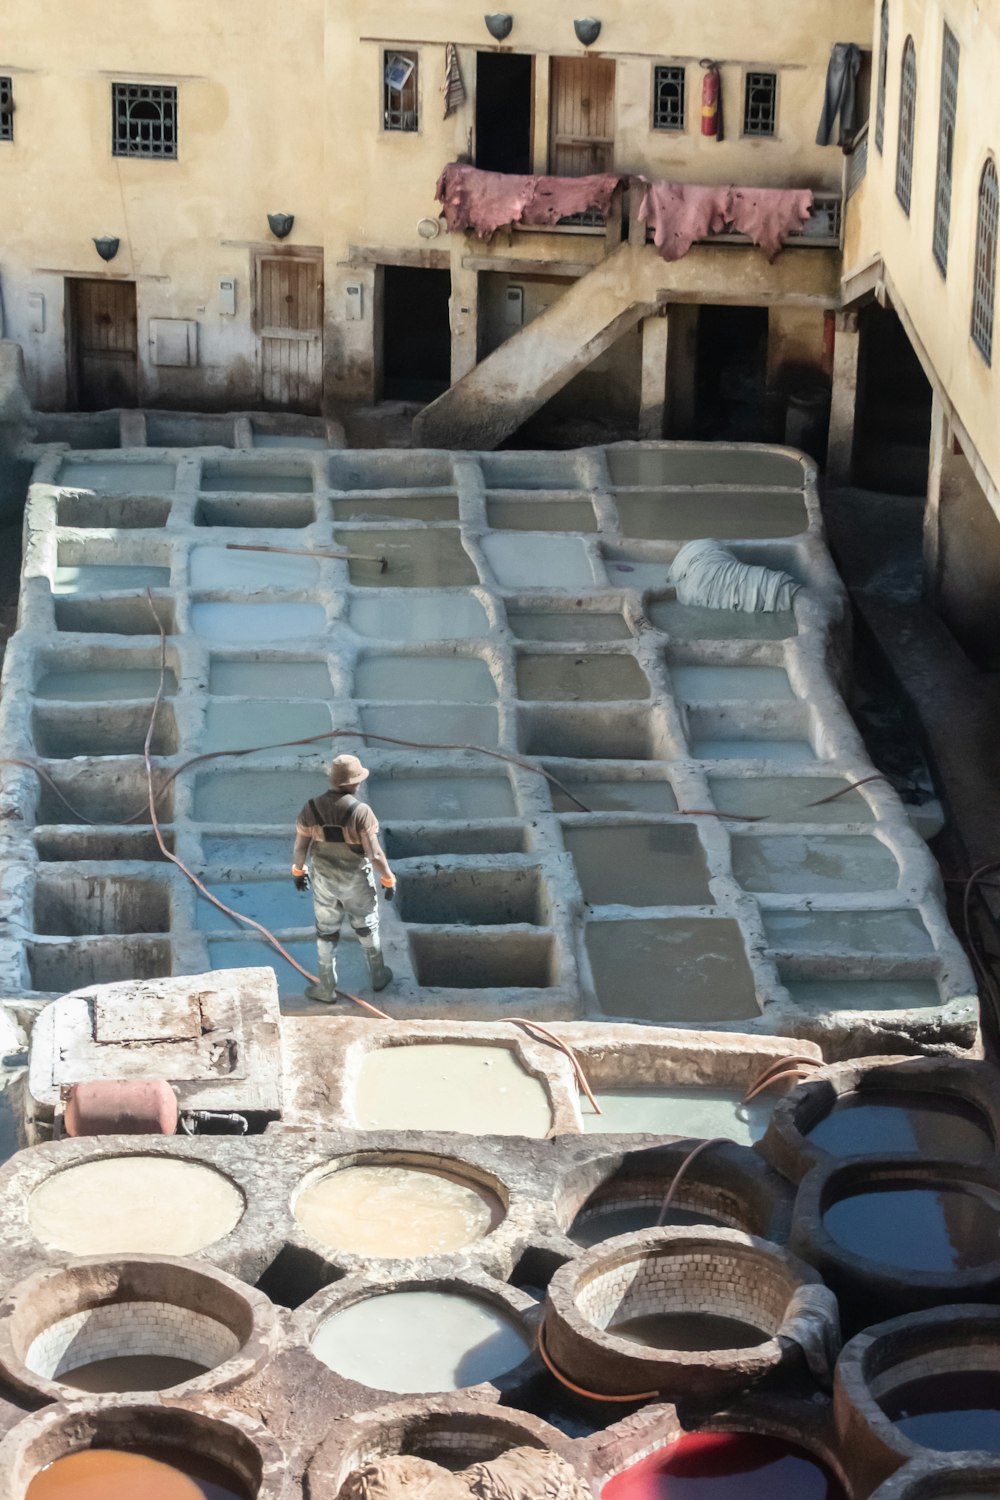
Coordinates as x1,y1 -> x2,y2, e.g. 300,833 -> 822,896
267,213 -> 295,240
92,236 -> 120,262
573,18 -> 602,45
484,13 -> 514,41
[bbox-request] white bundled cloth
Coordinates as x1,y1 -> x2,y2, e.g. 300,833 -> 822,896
668,538 -> 800,613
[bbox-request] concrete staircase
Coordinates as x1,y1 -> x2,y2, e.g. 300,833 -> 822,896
412,243 -> 660,450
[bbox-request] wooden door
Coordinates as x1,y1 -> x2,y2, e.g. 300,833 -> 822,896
253,251 -> 323,411
67,279 -> 138,410
549,56 -> 616,176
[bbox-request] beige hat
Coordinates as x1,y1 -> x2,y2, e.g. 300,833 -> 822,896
329,753 -> 370,789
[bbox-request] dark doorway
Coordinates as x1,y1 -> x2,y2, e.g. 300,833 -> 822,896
476,53 -> 533,174
693,304 -> 770,440
853,303 -> 932,494
381,266 -> 452,402
66,278 -> 138,410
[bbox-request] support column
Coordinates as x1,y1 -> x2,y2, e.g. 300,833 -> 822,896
638,310 -> 669,440
923,390 -> 949,600
826,309 -> 860,485
449,244 -> 479,386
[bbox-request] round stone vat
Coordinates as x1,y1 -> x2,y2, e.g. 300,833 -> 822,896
543,1227 -> 834,1403
554,1142 -> 793,1252
299,1275 -> 537,1396
793,1158 -> 1000,1330
0,1258 -> 277,1402
307,1398 -> 573,1496
835,1306 -> 1000,1494
0,1401 -> 292,1500
602,1429 -> 847,1499
761,1057 -> 1000,1183
868,1455 -> 1000,1499
26,1154 -> 245,1256
291,1152 -> 507,1260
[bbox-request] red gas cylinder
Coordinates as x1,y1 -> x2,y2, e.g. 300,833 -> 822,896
62,1080 -> 179,1137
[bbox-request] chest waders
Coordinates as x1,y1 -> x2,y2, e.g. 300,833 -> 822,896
305,795 -> 392,1002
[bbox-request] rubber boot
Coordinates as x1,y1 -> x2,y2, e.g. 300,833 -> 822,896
367,949 -> 393,992
304,941 -> 338,1003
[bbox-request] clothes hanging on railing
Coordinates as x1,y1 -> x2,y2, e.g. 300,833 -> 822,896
435,163 -> 621,236
816,42 -> 862,147
637,180 -> 813,262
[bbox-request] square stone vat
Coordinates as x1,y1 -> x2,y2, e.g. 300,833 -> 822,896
196,879 -> 308,931
55,493 -> 172,529
360,703 -> 499,747
368,773 -> 517,821
586,916 -> 759,1021
508,610 -> 632,643
28,937 -> 172,992
34,874 -> 171,935
548,772 -> 678,814
57,460 -> 177,494
709,776 -> 875,823
482,533 -> 598,589
486,498 -> 598,532
336,529 -> 478,588
782,975 -> 944,1011
202,699 -> 334,754
520,705 -> 657,760
35,763 -> 175,826
516,652 -> 650,702
480,452 -> 586,489
190,602 -> 325,642
54,597 -> 176,636
605,446 -> 805,488
730,834 -> 901,894
646,596 -> 796,641
563,822 -> 712,906
32,703 -> 178,758
409,930 -> 556,988
193,769 -> 325,825
383,824 -> 528,859
354,655 -> 497,702
200,462 -> 313,492
615,488 -> 807,541
36,664 -> 178,701
763,908 -> 934,954
193,496 -> 316,527
333,494 -> 459,522
208,660 -> 334,698
34,828 -> 174,863
398,866 -> 548,925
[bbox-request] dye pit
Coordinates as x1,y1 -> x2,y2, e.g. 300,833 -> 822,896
26,1449 -> 248,1500
879,1373 -> 1000,1453
822,1181 -> 1000,1273
0,434 -> 985,1499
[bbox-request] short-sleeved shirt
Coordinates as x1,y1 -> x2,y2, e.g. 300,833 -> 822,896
295,791 -> 380,852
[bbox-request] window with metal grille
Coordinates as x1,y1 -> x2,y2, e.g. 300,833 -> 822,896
384,50 -> 418,132
653,65 -> 686,131
743,71 -> 777,136
0,77 -> 13,142
895,38 -> 916,215
875,0 -> 889,153
972,159 -> 999,365
932,25 -> 960,275
112,82 -> 177,158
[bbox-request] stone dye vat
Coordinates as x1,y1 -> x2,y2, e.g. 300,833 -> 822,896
603,1431 -> 845,1500
350,1043 -> 553,1135
0,440 -> 975,1052
306,1285 -> 533,1393
26,1451 -> 249,1500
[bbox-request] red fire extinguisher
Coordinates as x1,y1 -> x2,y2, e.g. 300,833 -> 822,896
700,60 -> 724,142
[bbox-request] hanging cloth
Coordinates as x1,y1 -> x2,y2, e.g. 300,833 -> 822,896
815,43 -> 861,147
442,43 -> 466,118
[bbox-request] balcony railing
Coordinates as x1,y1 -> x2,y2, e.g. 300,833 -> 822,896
644,191 -> 843,250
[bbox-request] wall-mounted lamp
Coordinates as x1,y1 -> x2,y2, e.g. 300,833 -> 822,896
573,17 -> 602,46
92,235 -> 120,263
267,213 -> 295,240
484,13 -> 513,41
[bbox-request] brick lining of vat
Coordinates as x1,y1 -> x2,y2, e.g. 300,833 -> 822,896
26,1301 -> 240,1380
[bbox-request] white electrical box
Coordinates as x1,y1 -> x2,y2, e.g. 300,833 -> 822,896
26,293 -> 45,335
504,286 -> 524,327
218,278 -> 236,316
345,283 -> 364,321
149,318 -> 198,367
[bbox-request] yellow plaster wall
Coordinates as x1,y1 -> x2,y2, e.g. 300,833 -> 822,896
845,0 -> 1000,496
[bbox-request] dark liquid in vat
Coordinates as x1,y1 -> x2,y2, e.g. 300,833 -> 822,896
603,1430 -> 845,1498
822,1181 -> 1000,1273
26,1449 -> 250,1500
881,1372 -> 1000,1452
608,1312 -> 769,1351
806,1091 -> 994,1160
571,1203 -> 714,1247
62,1355 -> 208,1393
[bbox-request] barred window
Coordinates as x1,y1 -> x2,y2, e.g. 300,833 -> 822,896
971,159 -> 998,366
743,71 -> 777,136
383,50 -> 418,132
875,0 -> 889,153
895,38 -> 916,215
112,82 -> 177,159
653,65 -> 686,131
932,25 -> 960,275
0,77 -> 13,143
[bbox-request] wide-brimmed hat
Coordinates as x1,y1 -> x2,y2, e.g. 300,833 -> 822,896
329,753 -> 370,789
